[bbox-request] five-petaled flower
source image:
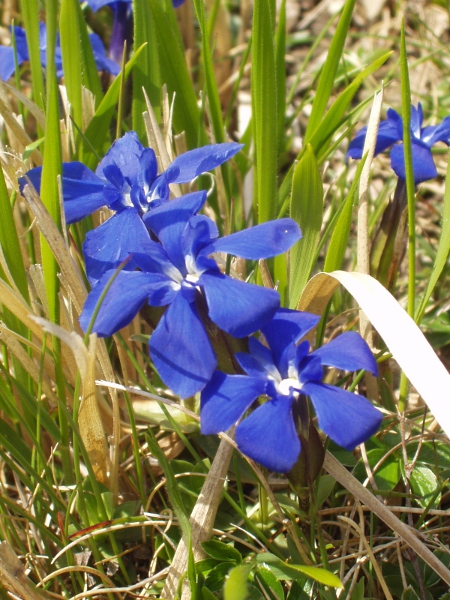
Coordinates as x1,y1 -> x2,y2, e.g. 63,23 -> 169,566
201,309 -> 382,473
347,103 -> 450,184
21,132 -> 243,284
0,22 -> 120,81
79,193 -> 301,399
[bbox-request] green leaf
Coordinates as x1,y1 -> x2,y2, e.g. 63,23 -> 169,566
256,553 -> 342,588
224,564 -> 253,600
254,566 -> 285,600
353,448 -> 402,491
201,540 -> 242,563
416,148 -> 450,322
82,43 -> 147,169
409,465 -> 439,509
133,0 -> 160,140
315,475 -> 336,508
303,0 -> 356,145
252,0 -> 278,223
21,0 -> 45,113
148,0 -> 205,149
289,145 -> 323,308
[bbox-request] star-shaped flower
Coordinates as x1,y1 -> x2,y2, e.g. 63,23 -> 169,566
21,132 -> 243,284
0,23 -> 119,81
79,193 -> 301,398
347,103 -> 450,184
201,309 -> 382,473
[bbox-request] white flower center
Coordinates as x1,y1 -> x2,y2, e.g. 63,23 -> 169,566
277,377 -> 301,397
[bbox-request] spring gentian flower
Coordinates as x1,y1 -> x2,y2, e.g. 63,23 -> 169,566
0,23 -> 119,81
201,309 -> 382,473
21,132 -> 243,283
79,193 -> 301,398
347,104 -> 450,184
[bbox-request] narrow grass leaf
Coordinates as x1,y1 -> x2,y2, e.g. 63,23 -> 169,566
20,0 -> 45,113
133,0 -> 160,140
82,44 -> 147,169
148,0 -> 205,149
275,0 -> 287,159
256,553 -> 342,588
415,147 -> 450,322
298,271 -> 450,439
289,145 -> 323,308
252,0 -> 277,223
303,0 -> 356,145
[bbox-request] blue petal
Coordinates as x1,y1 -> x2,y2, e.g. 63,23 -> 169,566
421,117 -> 450,147
200,218 -> 301,260
0,47 -> 18,81
410,104 -> 423,139
168,143 -> 243,184
96,131 -> 145,184
303,383 -> 383,450
235,396 -> 300,473
150,292 -> 217,398
143,192 -> 208,270
311,332 -> 378,375
200,272 -> 280,337
172,0 -> 187,6
85,0 -> 129,10
390,139 -> 437,184
79,270 -> 173,336
347,118 -> 402,159
20,163 -> 107,224
201,372 -> 266,435
89,33 -> 121,75
83,208 -> 152,284
298,354 -> 323,384
235,337 -> 278,379
261,309 -> 320,368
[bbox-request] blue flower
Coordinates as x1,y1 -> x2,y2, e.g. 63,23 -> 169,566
201,309 -> 382,473
21,132 -> 243,284
79,193 -> 301,398
0,23 -> 120,81
347,103 -> 450,184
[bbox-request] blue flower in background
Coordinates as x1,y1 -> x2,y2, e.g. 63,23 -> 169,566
201,310 -> 382,473
347,103 -> 450,184
79,193 -> 301,398
0,23 -> 120,81
21,132 -> 243,284
84,0 -> 186,64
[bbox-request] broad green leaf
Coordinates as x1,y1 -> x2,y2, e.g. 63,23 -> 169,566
315,475 -> 336,508
410,465 -> 439,509
256,553 -> 342,588
201,539 -> 242,563
133,0 -> 160,140
252,0 -> 278,223
224,564 -> 252,600
254,566 -> 284,600
303,0 -> 356,145
353,449 -> 401,491
289,145 -> 323,308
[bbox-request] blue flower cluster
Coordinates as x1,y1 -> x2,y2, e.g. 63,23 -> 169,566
348,103 -> 450,184
0,22 -> 119,81
21,135 -> 382,472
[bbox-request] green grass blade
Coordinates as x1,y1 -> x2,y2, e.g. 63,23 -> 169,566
132,0 -> 161,140
275,0 -> 286,159
288,145 -> 323,308
252,0 -> 277,223
415,148 -> 450,323
20,0 -> 45,113
82,43 -> 147,169
303,0 -> 356,145
148,0 -> 206,149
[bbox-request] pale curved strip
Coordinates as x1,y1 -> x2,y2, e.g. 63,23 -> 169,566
298,270 -> 450,438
